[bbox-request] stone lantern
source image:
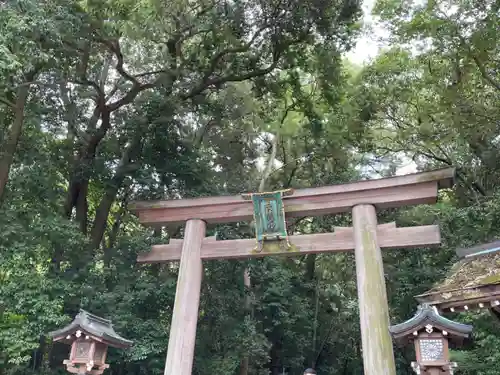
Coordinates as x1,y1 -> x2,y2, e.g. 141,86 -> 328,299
49,310 -> 133,375
389,304 -> 472,375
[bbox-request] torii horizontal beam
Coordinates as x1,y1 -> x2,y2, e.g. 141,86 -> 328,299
137,223 -> 441,263
129,168 -> 455,225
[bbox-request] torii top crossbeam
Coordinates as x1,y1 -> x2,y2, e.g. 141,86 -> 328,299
129,168 -> 454,225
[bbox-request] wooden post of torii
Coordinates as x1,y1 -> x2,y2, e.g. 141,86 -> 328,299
129,168 -> 455,375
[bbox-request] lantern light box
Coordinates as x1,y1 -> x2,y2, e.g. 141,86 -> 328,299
49,310 -> 133,375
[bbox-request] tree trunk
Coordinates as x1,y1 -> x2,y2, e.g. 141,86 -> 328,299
238,268 -> 252,375
91,181 -> 117,249
0,71 -> 37,205
90,137 -> 141,249
64,107 -> 111,233
105,188 -> 130,254
306,254 -> 318,367
63,75 -> 153,235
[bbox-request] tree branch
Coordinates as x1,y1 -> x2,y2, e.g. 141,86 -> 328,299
258,101 -> 296,191
99,54 -> 113,92
415,148 -> 487,197
107,82 -> 156,112
201,25 -> 271,83
259,132 -> 279,192
100,38 -> 139,85
0,96 -> 15,108
183,34 -> 301,99
134,70 -> 168,78
184,57 -> 280,99
470,53 -> 500,91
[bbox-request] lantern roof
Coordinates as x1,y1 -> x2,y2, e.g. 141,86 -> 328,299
389,304 -> 472,343
48,309 -> 133,349
415,241 -> 500,315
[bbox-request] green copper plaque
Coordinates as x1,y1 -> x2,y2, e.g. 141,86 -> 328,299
252,191 -> 287,241
242,189 -> 293,252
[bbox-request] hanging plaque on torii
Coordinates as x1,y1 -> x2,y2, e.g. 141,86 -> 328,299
241,189 -> 293,252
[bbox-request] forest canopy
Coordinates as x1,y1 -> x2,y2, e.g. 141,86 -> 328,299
0,0 -> 499,374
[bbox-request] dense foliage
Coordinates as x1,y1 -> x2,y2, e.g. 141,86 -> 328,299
0,0 -> 499,374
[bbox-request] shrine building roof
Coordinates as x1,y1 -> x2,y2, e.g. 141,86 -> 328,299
415,240 -> 500,315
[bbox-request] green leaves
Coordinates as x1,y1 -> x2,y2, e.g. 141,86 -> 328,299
4,0 -> 499,374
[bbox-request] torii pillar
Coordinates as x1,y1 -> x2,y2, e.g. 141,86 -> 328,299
130,168 -> 455,375
353,204 -> 394,372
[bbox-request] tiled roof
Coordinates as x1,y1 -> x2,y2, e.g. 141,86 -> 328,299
390,304 -> 473,341
48,310 -> 133,349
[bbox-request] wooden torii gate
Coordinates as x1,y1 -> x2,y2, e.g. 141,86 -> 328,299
130,168 -> 454,375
